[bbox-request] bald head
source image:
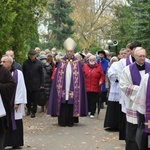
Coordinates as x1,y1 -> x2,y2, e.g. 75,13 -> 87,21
5,50 -> 14,59
134,47 -> 146,65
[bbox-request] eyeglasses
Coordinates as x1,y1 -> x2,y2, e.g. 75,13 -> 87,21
136,55 -> 146,58
1,61 -> 8,63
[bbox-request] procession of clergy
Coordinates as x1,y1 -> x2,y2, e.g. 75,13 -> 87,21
0,38 -> 150,150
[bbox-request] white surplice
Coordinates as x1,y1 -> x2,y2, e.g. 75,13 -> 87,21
117,56 -> 150,113
117,56 -> 133,80
0,94 -> 6,117
117,58 -> 129,113
107,62 -> 119,102
12,70 -> 27,120
120,65 -> 145,124
133,73 -> 149,115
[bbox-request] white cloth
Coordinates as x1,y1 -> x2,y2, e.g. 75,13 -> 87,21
118,56 -> 150,114
120,65 -> 145,124
146,58 -> 150,64
65,62 -> 72,100
111,59 -> 126,112
0,94 -> 6,118
118,56 -> 140,113
107,62 -> 119,102
12,70 -> 27,120
119,91 -> 126,113
118,56 -> 133,80
133,73 -> 149,115
117,58 -> 129,113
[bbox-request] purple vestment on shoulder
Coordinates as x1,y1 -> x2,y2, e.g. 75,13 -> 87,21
126,56 -> 132,66
47,56 -> 88,117
129,62 -> 150,132
145,73 -> 150,133
129,62 -> 150,86
11,69 -> 18,130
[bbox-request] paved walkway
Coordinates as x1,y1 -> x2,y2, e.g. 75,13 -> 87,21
6,107 -> 125,150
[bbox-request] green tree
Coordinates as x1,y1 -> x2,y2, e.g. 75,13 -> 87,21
10,0 -> 47,63
47,0 -> 74,48
0,0 -> 47,63
131,0 -> 150,52
107,0 -> 150,56
71,0 -> 115,52
0,1 -> 17,56
105,3 -> 134,53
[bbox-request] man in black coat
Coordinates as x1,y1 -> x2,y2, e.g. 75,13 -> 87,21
22,50 -> 44,118
0,64 -> 16,150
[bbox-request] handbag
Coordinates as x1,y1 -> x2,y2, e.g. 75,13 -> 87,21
135,123 -> 147,150
37,89 -> 47,106
0,94 -> 6,118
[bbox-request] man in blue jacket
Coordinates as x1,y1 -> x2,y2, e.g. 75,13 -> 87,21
97,50 -> 109,109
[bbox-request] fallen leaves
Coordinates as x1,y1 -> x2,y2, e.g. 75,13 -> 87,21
101,136 -> 118,142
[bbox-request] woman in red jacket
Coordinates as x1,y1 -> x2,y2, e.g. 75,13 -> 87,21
83,55 -> 105,118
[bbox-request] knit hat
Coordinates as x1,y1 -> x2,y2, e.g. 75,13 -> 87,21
39,54 -> 47,60
28,50 -> 36,55
86,53 -> 92,61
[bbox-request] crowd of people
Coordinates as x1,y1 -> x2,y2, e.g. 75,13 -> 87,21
0,38 -> 150,150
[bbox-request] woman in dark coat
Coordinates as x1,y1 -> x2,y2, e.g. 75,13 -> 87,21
38,54 -> 55,112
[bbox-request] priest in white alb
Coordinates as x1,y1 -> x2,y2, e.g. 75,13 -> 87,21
1,55 -> 27,149
120,47 -> 150,150
133,72 -> 150,150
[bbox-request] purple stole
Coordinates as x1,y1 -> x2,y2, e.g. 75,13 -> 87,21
56,57 -> 80,117
130,62 -> 150,131
129,62 -> 150,86
145,73 -> 150,133
126,56 -> 132,66
11,70 -> 18,130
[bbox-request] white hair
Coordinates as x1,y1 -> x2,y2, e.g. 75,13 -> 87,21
2,55 -> 13,63
104,50 -> 109,55
39,51 -> 46,55
110,56 -> 118,63
134,47 -> 146,55
119,48 -> 126,53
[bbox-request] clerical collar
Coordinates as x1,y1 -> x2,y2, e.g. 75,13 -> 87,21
131,55 -> 136,62
136,62 -> 145,71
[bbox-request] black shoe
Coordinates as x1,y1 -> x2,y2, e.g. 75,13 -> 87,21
31,113 -> 35,118
68,124 -> 74,127
12,146 -> 22,149
26,110 -> 31,116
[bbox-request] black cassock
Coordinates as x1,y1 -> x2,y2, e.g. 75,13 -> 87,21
5,119 -> 24,147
